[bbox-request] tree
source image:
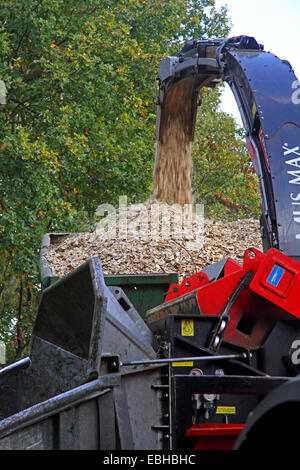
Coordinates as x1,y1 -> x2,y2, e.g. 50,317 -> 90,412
192,87 -> 261,219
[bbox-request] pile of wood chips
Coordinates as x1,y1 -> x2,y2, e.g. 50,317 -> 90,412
45,201 -> 263,282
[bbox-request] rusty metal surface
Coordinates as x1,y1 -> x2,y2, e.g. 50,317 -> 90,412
146,289 -> 201,324
117,366 -> 166,450
0,420 -> 55,450
0,367 -> 168,450
0,374 -> 120,445
33,257 -> 107,377
21,336 -> 89,409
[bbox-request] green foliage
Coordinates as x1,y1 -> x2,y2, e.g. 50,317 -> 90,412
0,0 -> 260,362
193,87 -> 261,220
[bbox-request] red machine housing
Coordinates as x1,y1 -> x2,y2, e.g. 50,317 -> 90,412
165,247 -> 300,350
185,423 -> 244,450
162,247 -> 300,449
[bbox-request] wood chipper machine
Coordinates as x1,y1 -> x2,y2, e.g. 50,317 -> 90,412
1,35 -> 300,450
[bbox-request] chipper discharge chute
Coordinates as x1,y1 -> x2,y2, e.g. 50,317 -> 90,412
155,35 -> 300,261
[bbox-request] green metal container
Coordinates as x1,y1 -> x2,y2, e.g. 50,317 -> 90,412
40,233 -> 178,319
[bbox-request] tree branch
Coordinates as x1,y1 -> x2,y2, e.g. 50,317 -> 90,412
16,280 -> 23,358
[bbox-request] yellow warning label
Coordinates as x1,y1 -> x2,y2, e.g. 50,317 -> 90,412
181,319 -> 194,336
216,406 -> 236,415
172,361 -> 194,367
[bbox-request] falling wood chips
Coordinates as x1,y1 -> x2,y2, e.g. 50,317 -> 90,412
153,78 -> 194,205
45,200 -> 263,282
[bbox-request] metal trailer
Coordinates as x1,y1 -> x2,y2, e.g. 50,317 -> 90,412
0,257 -> 167,450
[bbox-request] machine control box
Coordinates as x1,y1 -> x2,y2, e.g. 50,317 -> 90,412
250,248 -> 300,317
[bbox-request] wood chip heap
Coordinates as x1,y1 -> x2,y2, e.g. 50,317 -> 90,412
45,200 -> 263,282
